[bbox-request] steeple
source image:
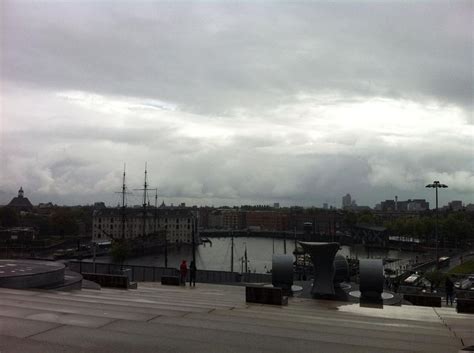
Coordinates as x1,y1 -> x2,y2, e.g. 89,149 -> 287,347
8,186 -> 33,211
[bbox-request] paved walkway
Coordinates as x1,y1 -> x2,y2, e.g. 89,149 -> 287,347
0,283 -> 472,353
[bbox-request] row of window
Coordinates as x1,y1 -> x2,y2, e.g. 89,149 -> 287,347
97,217 -> 192,223
94,233 -> 192,241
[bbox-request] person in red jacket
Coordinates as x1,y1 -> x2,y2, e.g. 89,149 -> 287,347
179,260 -> 188,285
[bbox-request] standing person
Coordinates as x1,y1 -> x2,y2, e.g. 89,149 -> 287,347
179,260 -> 187,285
189,260 -> 196,287
445,276 -> 454,306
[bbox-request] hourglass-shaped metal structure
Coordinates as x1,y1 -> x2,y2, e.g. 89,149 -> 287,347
299,242 -> 340,296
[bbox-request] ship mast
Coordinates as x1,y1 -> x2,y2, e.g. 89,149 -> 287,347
154,189 -> 158,234
113,163 -> 129,241
230,228 -> 234,273
134,163 -> 157,239
121,164 -> 126,240
142,163 -> 148,238
244,243 -> 248,273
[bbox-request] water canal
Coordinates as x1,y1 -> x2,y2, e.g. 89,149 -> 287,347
91,237 -> 421,274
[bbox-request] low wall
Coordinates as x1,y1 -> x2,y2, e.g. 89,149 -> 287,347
68,261 -> 272,284
0,260 -> 65,289
82,273 -> 130,289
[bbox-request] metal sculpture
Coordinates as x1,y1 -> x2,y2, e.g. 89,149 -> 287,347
359,259 -> 384,301
333,254 -> 349,283
299,242 -> 340,296
272,254 -> 294,294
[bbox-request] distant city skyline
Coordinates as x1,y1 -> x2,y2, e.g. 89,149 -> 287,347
1,2 -> 472,207
1,184 -> 471,211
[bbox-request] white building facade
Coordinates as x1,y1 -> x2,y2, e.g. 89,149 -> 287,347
92,207 -> 195,244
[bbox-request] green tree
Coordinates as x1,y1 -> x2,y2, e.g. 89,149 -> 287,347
343,212 -> 358,229
21,213 -> 50,236
440,213 -> 473,248
424,270 -> 446,289
358,211 -> 375,225
49,208 -> 79,237
0,207 -> 19,227
111,240 -> 130,268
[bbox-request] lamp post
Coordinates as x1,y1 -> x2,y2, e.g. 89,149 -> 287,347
192,214 -> 196,267
425,181 -> 448,269
92,242 -> 97,273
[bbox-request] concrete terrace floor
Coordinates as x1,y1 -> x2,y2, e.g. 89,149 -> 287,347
0,283 -> 472,353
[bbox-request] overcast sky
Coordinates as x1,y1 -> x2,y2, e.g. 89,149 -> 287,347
1,1 -> 473,208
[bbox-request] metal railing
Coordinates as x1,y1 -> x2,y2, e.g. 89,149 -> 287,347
68,260 -> 272,284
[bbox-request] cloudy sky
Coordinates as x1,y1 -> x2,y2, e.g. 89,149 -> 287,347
1,1 -> 473,208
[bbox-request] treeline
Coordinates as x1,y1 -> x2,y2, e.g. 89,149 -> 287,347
0,206 -> 93,237
344,210 -> 474,247
386,212 -> 473,247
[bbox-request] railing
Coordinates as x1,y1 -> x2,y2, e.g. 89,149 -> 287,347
68,260 -> 272,284
384,254 -> 434,275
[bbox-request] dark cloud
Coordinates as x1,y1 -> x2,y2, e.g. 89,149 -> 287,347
0,1 -> 472,207
2,1 -> 472,114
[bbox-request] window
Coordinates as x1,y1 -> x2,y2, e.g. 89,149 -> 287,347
176,225 -> 179,230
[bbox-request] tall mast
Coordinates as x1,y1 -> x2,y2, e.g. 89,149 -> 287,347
154,189 -> 158,234
115,164 -> 129,241
244,243 -> 248,273
192,214 -> 196,266
143,163 -> 148,238
121,164 -> 126,240
230,229 -> 234,273
134,163 -> 154,239
294,226 -> 297,251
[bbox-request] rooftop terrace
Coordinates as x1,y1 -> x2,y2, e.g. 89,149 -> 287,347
0,283 -> 472,353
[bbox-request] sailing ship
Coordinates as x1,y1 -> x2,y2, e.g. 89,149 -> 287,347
92,164 -> 198,259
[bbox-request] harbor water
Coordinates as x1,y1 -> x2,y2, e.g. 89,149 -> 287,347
92,237 -> 420,274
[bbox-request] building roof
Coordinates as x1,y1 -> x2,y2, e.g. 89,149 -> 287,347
93,207 -> 193,218
7,187 -> 33,210
355,224 -> 387,232
0,283 -> 470,353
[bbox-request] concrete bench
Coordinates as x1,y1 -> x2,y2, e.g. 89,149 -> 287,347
403,294 -> 441,307
246,285 -> 288,306
82,273 -> 137,289
456,292 -> 474,314
161,276 -> 180,286
457,298 -> 474,314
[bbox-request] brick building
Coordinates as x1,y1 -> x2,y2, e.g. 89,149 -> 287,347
244,211 -> 288,231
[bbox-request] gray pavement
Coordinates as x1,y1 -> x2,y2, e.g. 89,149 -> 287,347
0,283 -> 472,353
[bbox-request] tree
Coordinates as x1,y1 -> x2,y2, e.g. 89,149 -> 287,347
49,208 -> 79,237
358,212 -> 375,225
440,213 -> 473,248
0,207 -> 20,227
343,212 -> 358,229
111,240 -> 130,269
424,270 -> 446,290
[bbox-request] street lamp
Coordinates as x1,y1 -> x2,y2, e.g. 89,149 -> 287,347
425,181 -> 448,269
